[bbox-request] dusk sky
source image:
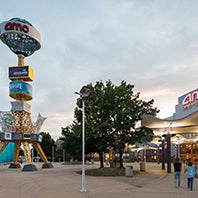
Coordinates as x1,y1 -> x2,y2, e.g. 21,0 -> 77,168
1,0 -> 198,139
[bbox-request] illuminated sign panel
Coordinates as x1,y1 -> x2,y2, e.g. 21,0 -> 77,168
0,20 -> 41,49
179,89 -> 198,109
9,65 -> 34,81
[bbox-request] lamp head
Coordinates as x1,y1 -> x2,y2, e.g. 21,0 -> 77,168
80,86 -> 91,98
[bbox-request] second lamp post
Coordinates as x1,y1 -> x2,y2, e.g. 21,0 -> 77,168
75,86 -> 91,192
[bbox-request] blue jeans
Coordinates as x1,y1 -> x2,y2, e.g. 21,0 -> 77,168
174,171 -> 181,187
188,177 -> 194,190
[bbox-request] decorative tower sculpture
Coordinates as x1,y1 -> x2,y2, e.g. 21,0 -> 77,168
0,18 -> 53,171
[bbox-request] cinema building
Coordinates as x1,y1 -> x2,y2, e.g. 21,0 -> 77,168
141,88 -> 198,164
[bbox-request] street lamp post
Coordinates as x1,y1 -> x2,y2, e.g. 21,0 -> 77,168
52,146 -> 54,163
81,96 -> 86,192
166,125 -> 172,173
75,86 -> 91,193
157,143 -> 160,164
63,149 -> 65,163
175,137 -> 181,159
161,137 -> 165,170
176,143 -> 179,159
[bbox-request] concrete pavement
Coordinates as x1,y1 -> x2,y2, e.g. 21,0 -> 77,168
0,162 -> 197,198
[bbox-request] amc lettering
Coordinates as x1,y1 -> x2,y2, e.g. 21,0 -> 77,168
4,22 -> 29,33
182,90 -> 198,106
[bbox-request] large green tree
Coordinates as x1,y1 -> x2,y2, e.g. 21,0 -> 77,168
61,82 -> 113,163
85,81 -> 117,167
109,81 -> 159,167
61,80 -> 159,168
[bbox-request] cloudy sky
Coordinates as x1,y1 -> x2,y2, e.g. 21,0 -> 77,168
1,0 -> 198,139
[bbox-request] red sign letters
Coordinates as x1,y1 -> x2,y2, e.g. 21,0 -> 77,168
4,22 -> 29,33
182,90 -> 198,106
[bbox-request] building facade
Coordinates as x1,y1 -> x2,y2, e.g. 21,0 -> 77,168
142,88 -> 198,164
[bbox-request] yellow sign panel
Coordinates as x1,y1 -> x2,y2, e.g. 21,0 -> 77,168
8,65 -> 34,81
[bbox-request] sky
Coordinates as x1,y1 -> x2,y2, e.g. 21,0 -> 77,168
1,0 -> 198,140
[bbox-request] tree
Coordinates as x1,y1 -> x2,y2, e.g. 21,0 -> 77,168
109,81 -> 159,167
61,80 -> 159,168
84,81 -> 116,167
61,124 -> 82,161
40,132 -> 56,161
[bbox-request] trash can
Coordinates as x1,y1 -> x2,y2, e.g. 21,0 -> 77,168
125,166 -> 133,177
140,162 -> 146,171
110,160 -> 114,168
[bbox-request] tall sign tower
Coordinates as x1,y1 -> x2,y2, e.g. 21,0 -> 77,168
0,18 -> 53,171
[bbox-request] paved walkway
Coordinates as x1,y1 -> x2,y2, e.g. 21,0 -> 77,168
0,162 -> 197,198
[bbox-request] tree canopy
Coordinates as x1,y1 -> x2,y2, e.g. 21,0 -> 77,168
40,132 -> 56,161
61,80 -> 159,167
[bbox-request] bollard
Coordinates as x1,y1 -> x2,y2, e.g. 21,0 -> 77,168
140,162 -> 146,171
125,166 -> 133,177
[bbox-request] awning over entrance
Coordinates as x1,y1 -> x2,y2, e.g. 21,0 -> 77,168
141,111 -> 198,136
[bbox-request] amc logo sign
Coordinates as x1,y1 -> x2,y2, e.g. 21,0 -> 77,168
182,90 -> 198,106
4,22 -> 29,33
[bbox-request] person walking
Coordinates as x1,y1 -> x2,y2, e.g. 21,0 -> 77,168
173,158 -> 182,188
184,161 -> 196,191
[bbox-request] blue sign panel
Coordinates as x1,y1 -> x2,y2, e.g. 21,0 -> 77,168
9,81 -> 32,100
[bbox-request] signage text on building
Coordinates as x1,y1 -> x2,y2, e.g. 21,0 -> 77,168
182,90 -> 198,107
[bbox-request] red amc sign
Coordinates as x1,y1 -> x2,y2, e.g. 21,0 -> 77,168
4,22 -> 29,33
182,90 -> 198,106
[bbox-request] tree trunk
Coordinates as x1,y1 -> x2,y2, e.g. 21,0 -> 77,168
99,152 -> 104,168
119,148 -> 124,168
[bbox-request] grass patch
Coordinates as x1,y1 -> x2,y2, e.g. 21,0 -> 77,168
62,161 -> 82,165
77,167 -> 126,176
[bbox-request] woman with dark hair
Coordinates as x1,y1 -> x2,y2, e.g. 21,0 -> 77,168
173,158 -> 182,188
184,161 -> 196,191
